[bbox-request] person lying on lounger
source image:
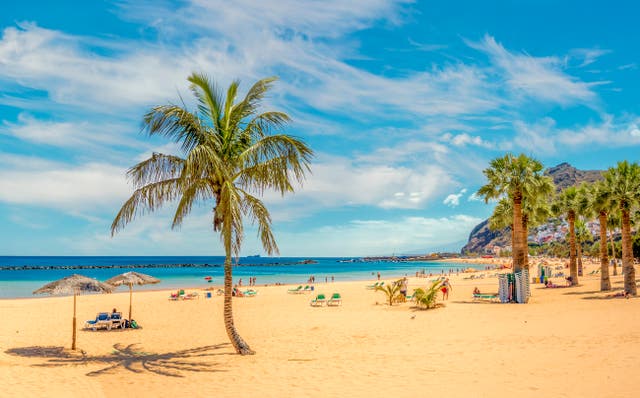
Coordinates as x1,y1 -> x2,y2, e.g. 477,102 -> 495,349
473,287 -> 481,295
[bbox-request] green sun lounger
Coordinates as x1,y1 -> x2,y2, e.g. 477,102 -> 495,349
473,293 -> 499,302
310,293 -> 326,307
327,293 -> 342,306
288,285 -> 303,294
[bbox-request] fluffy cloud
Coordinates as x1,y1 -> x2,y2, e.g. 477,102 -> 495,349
443,188 -> 467,207
0,154 -> 130,213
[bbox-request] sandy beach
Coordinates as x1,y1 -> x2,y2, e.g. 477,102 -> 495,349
1,261 -> 638,398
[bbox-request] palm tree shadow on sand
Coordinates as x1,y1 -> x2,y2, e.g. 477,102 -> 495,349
5,343 -> 231,377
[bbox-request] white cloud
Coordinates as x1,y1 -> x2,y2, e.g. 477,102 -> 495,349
2,113 -> 140,150
441,132 -> 494,148
467,192 -> 482,202
468,34 -> 602,106
512,115 -> 640,154
0,156 -> 130,213
443,188 -> 467,207
570,48 -> 611,67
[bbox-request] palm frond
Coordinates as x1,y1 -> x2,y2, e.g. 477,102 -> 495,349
171,179 -> 214,229
188,72 -> 224,131
143,105 -> 205,153
111,178 -> 183,235
238,189 -> 279,256
127,153 -> 185,189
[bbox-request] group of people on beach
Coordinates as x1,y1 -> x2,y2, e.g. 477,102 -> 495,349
238,277 -> 257,287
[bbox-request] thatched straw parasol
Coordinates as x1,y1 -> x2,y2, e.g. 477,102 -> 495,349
105,271 -> 160,322
33,274 -> 114,350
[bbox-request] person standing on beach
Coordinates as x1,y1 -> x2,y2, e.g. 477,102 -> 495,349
400,277 -> 408,298
441,278 -> 451,300
377,272 -> 381,281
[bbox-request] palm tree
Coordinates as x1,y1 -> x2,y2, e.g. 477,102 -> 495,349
111,73 -> 313,354
603,161 -> 640,296
552,186 -> 581,285
477,153 -> 549,273
579,181 -> 611,290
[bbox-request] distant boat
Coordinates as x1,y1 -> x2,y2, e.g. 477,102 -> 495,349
247,254 -> 261,258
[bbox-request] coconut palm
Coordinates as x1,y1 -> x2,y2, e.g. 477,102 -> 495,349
602,161 -> 640,295
579,181 -> 611,290
111,73 -> 313,354
478,154 -> 549,272
552,186 -> 582,285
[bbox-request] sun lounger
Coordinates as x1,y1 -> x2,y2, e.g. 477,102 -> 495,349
110,312 -> 125,329
85,312 -> 111,331
327,293 -> 342,306
310,293 -> 326,307
288,285 -> 303,294
366,282 -> 384,289
183,292 -> 199,300
302,285 -> 313,293
473,293 -> 499,302
243,289 -> 258,297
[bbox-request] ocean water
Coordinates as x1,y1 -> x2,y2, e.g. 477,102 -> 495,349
0,256 -> 481,298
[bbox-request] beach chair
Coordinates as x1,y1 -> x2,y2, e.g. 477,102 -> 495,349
288,285 -> 303,294
183,291 -> 199,300
327,293 -> 342,306
243,289 -> 258,297
310,293 -> 326,307
473,293 -> 499,302
365,282 -> 379,289
85,312 -> 111,331
302,285 -> 312,293
110,312 -> 125,329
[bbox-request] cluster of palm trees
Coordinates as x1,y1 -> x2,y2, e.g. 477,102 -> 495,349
478,154 -> 639,296
111,73 -> 313,355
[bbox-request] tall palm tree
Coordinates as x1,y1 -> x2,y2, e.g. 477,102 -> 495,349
111,73 -> 313,354
603,161 -> 640,296
579,181 -> 611,290
552,186 -> 581,285
478,153 -> 549,273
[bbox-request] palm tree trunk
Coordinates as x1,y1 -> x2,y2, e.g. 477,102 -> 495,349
598,212 -> 611,291
577,242 -> 583,276
568,211 -> 578,285
72,292 -> 77,351
621,208 -> 637,295
610,230 -> 617,276
512,191 -> 524,273
522,215 -> 529,270
128,285 -> 133,322
222,224 -> 255,355
223,255 -> 255,354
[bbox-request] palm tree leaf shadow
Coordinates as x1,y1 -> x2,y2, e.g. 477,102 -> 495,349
6,343 -> 232,378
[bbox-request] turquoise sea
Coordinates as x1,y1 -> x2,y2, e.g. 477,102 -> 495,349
0,256 -> 480,298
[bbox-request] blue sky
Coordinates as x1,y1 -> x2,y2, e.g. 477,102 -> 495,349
0,0 -> 638,256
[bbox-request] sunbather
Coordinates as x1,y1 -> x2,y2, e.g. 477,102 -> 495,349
473,287 -> 480,295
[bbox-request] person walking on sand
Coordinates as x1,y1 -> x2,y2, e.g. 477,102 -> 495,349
441,278 -> 452,300
377,272 -> 381,281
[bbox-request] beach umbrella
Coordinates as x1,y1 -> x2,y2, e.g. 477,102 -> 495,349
33,274 -> 114,350
105,271 -> 160,322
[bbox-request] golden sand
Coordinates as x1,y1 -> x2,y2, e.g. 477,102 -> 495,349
1,260 -> 638,398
